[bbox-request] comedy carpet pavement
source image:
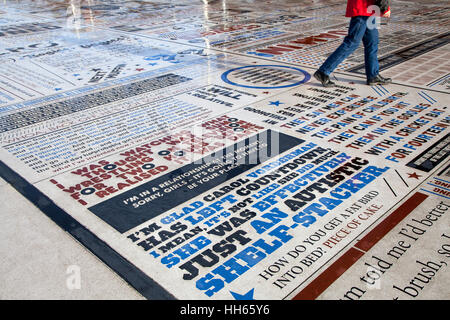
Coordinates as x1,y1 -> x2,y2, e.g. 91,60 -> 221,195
0,0 -> 449,300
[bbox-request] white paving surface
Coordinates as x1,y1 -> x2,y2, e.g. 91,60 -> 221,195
0,178 -> 143,300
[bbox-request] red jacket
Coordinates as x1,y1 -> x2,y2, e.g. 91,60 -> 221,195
346,0 -> 390,17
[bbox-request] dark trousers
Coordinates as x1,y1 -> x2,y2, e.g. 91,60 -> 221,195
318,16 -> 379,80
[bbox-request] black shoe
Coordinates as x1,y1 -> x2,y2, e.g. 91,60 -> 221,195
367,74 -> 392,85
314,70 -> 336,87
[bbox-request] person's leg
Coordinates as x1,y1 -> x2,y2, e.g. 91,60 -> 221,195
318,16 -> 368,76
362,25 -> 379,80
363,24 -> 392,85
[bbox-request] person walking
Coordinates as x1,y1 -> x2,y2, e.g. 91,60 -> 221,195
314,0 -> 392,87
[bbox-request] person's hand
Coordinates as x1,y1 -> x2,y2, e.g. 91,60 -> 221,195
382,9 -> 391,18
